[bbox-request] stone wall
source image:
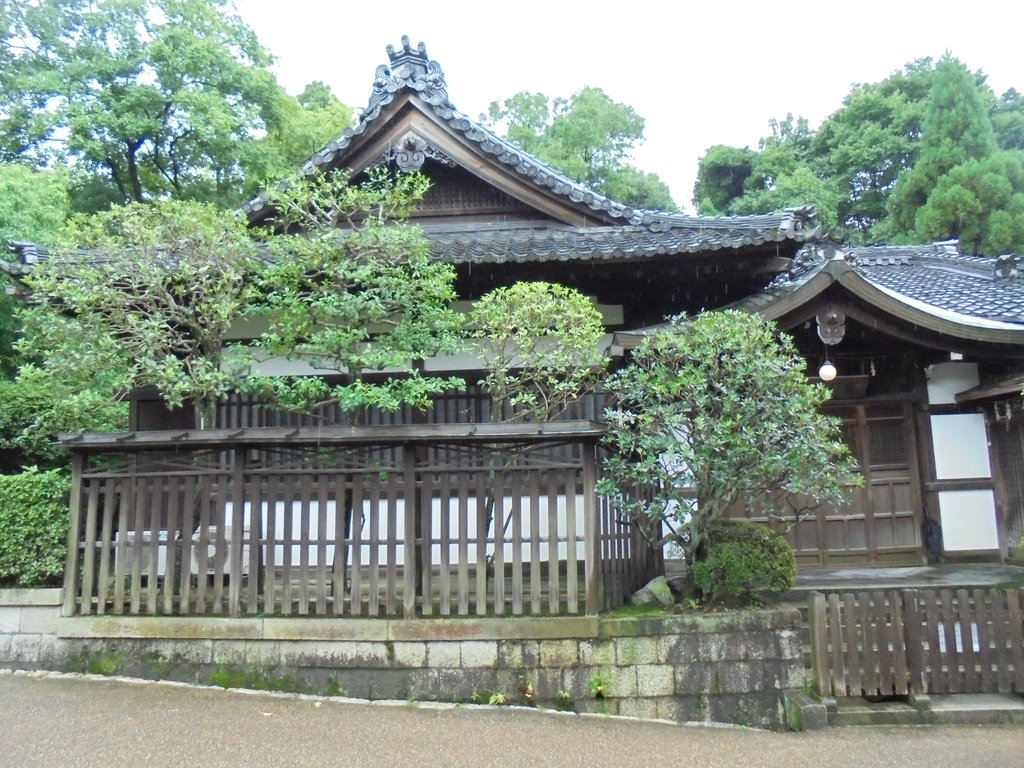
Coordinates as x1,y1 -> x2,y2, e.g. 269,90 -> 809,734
1,590 -> 803,730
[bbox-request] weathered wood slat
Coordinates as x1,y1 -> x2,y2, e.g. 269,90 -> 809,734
1007,590 -> 1024,693
96,479 -> 116,616
529,470 -> 541,615
974,588 -> 993,692
510,471 -> 524,616
79,479 -> 99,616
842,593 -> 861,695
280,474 -> 294,617
316,474 -> 329,615
385,471 -> 398,616
263,474 -> 278,615
475,469 -> 488,617
827,593 -> 845,696
179,476 -> 195,615
457,471 -> 469,616
990,590 -> 1010,694
298,473 -> 311,615
941,590 -> 960,693
349,474 -> 364,617
165,477 -> 180,616
957,588 -> 978,691
565,475 -> 578,615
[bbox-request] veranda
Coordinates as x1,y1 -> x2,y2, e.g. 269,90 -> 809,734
60,421 -> 660,620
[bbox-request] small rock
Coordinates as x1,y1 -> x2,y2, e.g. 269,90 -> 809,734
629,576 -> 676,607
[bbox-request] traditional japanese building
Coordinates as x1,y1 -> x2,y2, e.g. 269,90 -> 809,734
6,37 -> 1024,571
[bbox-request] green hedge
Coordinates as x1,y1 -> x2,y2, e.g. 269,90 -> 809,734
0,468 -> 69,587
691,520 -> 796,607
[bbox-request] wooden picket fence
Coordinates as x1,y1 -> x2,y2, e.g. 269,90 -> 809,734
61,422 -> 660,619
809,588 -> 1024,699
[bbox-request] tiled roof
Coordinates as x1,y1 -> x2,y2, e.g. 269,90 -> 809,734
422,214 -> 811,265
240,37 -> 816,250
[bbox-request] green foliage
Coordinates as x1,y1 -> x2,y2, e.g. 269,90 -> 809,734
693,145 -> 756,215
588,669 -> 611,699
483,87 -> 676,210
887,55 -> 999,238
250,169 -> 464,414
0,0 -> 310,209
469,281 -> 608,422
23,199 -> 256,428
241,81 -> 354,200
599,311 -> 858,566
690,521 -> 796,606
0,165 -> 70,244
0,467 -> 68,587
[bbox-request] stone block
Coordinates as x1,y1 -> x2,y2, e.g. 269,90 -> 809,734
277,640 -> 320,666
36,635 -> 63,666
674,663 -> 717,695
617,697 -> 660,720
538,639 -> 578,668
782,690 -> 828,731
0,588 -> 62,606
497,640 -> 539,669
169,639 -> 213,664
406,668 -> 438,700
0,608 -> 20,633
716,661 -> 766,693
312,641 -> 387,668
636,664 -> 675,697
426,641 -> 461,667
561,667 -> 593,700
0,633 -> 13,662
579,639 -> 615,666
706,692 -> 779,729
10,634 -> 41,663
460,641 -> 497,668
437,667 -> 496,701
615,636 -> 659,666
18,606 -> 60,635
244,641 -> 281,666
211,640 -> 249,665
658,634 -> 700,664
668,694 -> 710,724
391,642 -> 426,668
777,628 -> 802,660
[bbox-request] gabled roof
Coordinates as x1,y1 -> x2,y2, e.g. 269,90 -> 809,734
615,240 -> 1024,348
241,37 -> 817,258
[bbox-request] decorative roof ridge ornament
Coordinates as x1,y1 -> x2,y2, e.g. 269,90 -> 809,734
365,36 -> 449,123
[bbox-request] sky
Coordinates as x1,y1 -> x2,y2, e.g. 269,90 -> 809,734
232,0 -> 1022,213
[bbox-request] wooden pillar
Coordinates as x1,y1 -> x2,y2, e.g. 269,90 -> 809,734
583,441 -> 600,615
403,444 -> 418,618
62,452 -> 85,617
228,445 -> 245,617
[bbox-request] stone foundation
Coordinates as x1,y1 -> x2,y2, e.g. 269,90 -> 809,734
1,590 -> 803,729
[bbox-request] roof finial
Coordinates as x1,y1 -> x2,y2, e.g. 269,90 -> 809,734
385,36 -> 430,78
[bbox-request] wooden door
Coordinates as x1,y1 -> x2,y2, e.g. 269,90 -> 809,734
730,402 -> 925,567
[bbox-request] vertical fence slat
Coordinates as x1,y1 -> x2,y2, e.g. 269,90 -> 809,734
583,447 -> 599,615
331,472 -> 347,617
565,474 -> 578,615
419,472 -> 434,618
547,477 -> 560,615
842,593 -> 861,696
403,448 -> 418,620
974,588 -> 993,692
991,590 -> 1010,694
165,477 -> 180,616
246,471 -> 261,615
492,470 -> 505,616
941,589 -> 960,693
211,475 -> 227,614
529,470 -> 541,615
809,592 -> 830,698
475,468 -> 489,617
63,454 -> 86,617
179,475 -> 195,615
456,471 -> 469,616
438,470 -> 451,616
957,588 -> 978,692
316,472 -> 330,615
79,478 -> 99,616
827,593 -> 845,696
146,477 -> 163,615
298,473 -> 312,616
385,469 -> 399,617
229,450 -> 245,618
889,590 -> 907,695
510,471 -> 523,616
367,473 -> 380,616
96,479 -> 116,616
263,474 -> 278,616
1007,590 -> 1024,693
281,474 -> 294,617
350,473 -> 364,617
903,589 -> 924,695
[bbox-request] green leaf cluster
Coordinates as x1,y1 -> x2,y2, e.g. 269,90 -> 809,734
23,199 -> 257,428
249,169 -> 464,413
483,88 -> 677,210
598,311 -> 859,566
469,281 -> 608,423
690,521 -> 796,606
0,466 -> 68,587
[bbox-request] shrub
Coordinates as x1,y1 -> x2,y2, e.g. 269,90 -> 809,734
0,468 -> 69,587
690,521 -> 796,606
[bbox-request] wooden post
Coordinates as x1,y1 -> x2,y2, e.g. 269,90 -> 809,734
583,442 -> 600,615
809,591 -> 830,699
62,453 -> 85,617
403,445 -> 418,618
228,446 -> 245,617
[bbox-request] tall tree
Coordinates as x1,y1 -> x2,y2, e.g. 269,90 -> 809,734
483,87 -> 677,210
0,0 -> 287,209
886,55 -> 998,236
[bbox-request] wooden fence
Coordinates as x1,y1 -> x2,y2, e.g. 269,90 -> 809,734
61,422 -> 660,619
809,588 -> 1024,699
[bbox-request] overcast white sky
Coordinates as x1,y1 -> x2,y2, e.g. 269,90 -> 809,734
233,0 -> 1022,213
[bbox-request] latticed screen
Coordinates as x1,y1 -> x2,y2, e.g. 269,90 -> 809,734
868,418 -> 907,468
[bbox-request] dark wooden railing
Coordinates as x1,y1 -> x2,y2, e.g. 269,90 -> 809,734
62,422 -> 660,619
809,588 -> 1024,699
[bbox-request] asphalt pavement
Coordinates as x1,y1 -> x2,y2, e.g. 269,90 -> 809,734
1,671 -> 1021,767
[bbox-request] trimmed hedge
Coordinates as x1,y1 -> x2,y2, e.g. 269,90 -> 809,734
692,520 -> 796,607
0,467 -> 69,587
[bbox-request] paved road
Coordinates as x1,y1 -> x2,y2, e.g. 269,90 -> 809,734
1,672 -> 1021,767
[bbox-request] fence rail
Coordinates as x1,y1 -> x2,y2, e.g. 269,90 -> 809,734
809,588 -> 1024,699
62,423 -> 660,619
